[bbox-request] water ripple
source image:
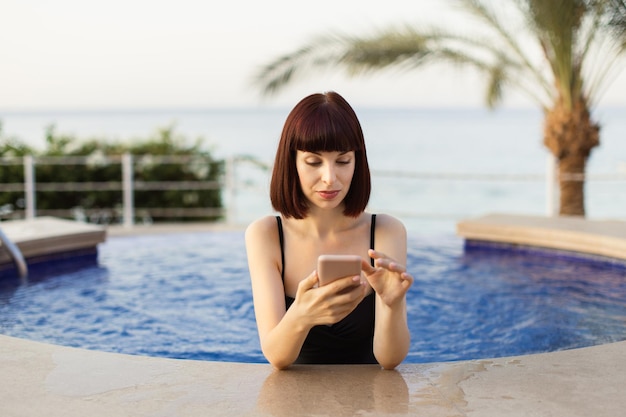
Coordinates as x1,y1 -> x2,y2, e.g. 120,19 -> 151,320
1,231 -> 624,363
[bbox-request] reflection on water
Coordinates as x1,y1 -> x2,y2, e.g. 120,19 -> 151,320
257,365 -> 408,417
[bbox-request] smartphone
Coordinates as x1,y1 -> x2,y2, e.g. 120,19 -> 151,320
317,254 -> 362,287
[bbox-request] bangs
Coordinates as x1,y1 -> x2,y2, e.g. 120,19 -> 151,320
289,105 -> 363,152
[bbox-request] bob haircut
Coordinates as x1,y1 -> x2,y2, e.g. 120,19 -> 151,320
270,91 -> 371,219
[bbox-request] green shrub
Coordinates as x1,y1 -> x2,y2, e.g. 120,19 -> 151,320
0,122 -> 224,223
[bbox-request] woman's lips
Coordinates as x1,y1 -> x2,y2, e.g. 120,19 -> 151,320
318,190 -> 340,200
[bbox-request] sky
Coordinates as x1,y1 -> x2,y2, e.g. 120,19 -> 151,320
2,0 -> 625,111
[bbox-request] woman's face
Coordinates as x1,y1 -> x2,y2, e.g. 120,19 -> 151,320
295,150 -> 355,211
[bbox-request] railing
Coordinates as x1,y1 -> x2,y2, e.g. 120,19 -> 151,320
0,154 -> 232,227
1,154 -> 625,229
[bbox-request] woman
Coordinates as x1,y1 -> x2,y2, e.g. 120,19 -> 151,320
245,91 -> 413,370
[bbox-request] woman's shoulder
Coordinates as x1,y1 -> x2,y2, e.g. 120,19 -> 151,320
372,213 -> 406,234
245,215 -> 281,241
370,213 -> 407,258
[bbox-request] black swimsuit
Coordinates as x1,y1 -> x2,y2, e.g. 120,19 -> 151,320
276,214 -> 378,364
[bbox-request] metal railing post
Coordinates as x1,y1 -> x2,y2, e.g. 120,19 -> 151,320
122,153 -> 134,228
24,155 -> 36,219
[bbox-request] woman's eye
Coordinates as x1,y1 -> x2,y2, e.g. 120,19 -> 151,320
305,160 -> 322,166
337,159 -> 351,165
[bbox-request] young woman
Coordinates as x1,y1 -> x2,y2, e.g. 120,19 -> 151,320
245,91 -> 413,370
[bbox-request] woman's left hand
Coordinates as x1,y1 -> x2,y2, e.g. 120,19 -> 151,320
362,249 -> 413,307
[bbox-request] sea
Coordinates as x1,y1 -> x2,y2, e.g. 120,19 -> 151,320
1,106 -> 625,234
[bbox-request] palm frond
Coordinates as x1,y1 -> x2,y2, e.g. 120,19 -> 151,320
252,34 -> 349,96
252,0 -> 626,110
485,63 -> 505,108
338,28 -> 433,74
608,0 -> 626,45
449,1 -> 555,100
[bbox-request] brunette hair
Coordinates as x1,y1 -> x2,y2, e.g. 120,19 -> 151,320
270,91 -> 371,218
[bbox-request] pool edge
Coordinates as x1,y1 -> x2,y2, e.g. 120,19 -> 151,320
457,213 -> 626,261
1,334 -> 624,416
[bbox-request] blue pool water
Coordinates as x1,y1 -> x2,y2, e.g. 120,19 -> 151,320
1,231 -> 625,363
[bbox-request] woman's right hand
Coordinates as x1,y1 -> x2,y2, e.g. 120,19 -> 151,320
293,270 -> 367,327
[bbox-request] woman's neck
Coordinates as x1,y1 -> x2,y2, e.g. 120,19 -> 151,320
291,207 -> 363,239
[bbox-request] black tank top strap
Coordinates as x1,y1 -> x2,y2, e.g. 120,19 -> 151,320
276,216 -> 285,281
370,214 -> 376,267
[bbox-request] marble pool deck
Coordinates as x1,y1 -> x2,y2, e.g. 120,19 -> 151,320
1,213 -> 625,416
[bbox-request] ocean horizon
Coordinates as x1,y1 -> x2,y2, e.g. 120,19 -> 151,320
1,106 -> 624,233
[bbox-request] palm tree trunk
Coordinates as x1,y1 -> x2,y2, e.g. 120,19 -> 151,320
558,152 -> 586,215
543,98 -> 600,216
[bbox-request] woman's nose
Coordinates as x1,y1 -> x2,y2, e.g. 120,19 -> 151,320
321,164 -> 336,184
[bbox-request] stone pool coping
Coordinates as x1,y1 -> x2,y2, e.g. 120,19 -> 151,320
0,216 -> 106,267
1,213 -> 625,416
0,333 -> 623,417
457,213 -> 626,261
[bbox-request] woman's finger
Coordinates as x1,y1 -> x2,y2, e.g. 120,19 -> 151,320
401,271 -> 414,285
297,270 -> 319,293
372,257 -> 406,274
360,258 -> 376,275
321,274 -> 363,295
368,249 -> 386,260
369,249 -> 405,270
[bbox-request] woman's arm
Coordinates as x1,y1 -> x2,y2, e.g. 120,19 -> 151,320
245,217 -> 367,369
363,214 -> 413,369
245,217 -> 310,369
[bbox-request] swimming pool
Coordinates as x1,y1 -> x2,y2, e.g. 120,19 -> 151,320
1,231 -> 625,363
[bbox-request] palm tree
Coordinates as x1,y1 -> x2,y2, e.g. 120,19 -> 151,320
254,0 -> 626,216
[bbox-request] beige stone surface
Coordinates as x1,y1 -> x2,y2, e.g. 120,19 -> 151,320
0,217 -> 106,265
1,335 -> 624,416
457,213 -> 626,260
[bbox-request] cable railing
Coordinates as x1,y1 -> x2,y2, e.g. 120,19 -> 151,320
1,154 -> 625,227
0,154 -> 226,226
